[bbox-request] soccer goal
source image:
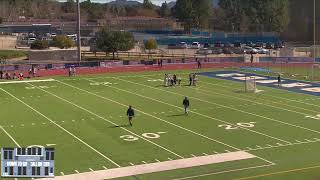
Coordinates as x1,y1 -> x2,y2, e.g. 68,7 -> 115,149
311,64 -> 320,81
245,76 -> 257,93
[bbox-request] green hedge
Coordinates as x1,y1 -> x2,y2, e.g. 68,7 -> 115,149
0,50 -> 27,59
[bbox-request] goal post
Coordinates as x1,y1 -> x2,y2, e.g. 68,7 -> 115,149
245,76 -> 257,93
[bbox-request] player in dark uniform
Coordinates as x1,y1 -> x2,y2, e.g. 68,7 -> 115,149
183,97 -> 190,115
127,105 -> 135,126
277,74 -> 281,87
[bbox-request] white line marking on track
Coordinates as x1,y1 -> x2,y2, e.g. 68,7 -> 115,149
60,172 -> 64,176
190,154 -> 196,157
89,168 -> 94,172
203,153 -> 208,156
75,170 -> 79,173
155,159 -> 160,162
129,163 -> 135,166
142,161 -> 147,164
168,157 -> 173,160
0,87 -> 121,168
0,125 -> 20,147
103,166 -> 108,170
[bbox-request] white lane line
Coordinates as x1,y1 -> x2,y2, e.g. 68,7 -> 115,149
142,161 -> 147,164
0,125 -> 21,147
190,154 -> 196,157
0,88 -> 121,168
129,163 -> 135,166
109,78 -> 290,144
168,157 -> 173,160
103,166 -> 108,170
155,159 -> 160,162
89,168 -> 94,172
57,79 -> 240,151
75,170 -> 79,173
119,77 -> 320,138
28,82 -> 183,159
60,172 -> 64,176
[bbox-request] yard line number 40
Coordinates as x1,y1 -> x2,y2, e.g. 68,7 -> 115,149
218,122 -> 256,130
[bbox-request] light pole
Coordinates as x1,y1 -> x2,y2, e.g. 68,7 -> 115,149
76,0 -> 81,63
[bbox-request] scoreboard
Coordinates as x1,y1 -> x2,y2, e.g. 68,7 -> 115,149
1,147 -> 55,178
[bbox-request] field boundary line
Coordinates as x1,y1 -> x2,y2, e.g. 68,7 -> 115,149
0,125 -> 21,147
112,77 -> 291,144
126,76 -> 320,136
56,79 -> 240,151
197,80 -> 316,115
234,164 -> 320,180
26,82 -> 184,159
172,163 -> 274,180
0,87 -> 121,168
0,79 -> 55,84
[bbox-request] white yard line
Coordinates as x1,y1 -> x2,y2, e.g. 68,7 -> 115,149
0,125 -> 21,147
0,79 -> 55,84
26,83 -> 184,159
119,77 -> 320,136
55,79 -> 274,165
56,79 -> 241,151
38,151 -> 259,180
101,78 -> 290,144
0,88 -> 121,168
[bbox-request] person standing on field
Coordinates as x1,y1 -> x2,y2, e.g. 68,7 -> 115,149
183,97 -> 190,115
127,105 -> 135,126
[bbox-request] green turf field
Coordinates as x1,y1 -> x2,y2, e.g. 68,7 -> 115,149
1,69 -> 320,180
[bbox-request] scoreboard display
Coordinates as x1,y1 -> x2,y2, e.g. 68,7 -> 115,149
1,147 -> 55,178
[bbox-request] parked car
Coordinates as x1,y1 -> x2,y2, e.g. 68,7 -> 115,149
274,41 -> 285,49
179,42 -> 188,49
233,47 -> 246,54
254,42 -> 265,48
243,46 -> 258,54
203,43 -> 211,48
191,42 -> 201,49
223,48 -> 233,54
224,42 -> 233,48
266,42 -> 274,49
234,41 -> 244,47
256,47 -> 269,54
27,37 -> 36,44
246,41 -> 255,47
214,41 -> 223,48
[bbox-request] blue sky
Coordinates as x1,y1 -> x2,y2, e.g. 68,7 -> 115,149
57,0 -> 176,6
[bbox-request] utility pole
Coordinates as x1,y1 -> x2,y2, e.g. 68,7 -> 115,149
76,0 -> 81,63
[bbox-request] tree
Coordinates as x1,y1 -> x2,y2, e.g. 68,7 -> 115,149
160,1 -> 171,17
143,0 -> 154,9
96,29 -> 135,59
30,40 -> 49,50
52,35 -> 75,49
174,0 -> 212,31
144,38 -> 158,55
175,0 -> 194,31
219,0 -> 290,33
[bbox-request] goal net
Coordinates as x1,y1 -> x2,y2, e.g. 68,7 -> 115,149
245,76 -> 257,93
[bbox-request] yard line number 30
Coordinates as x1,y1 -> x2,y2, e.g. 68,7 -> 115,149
218,122 -> 256,130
